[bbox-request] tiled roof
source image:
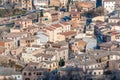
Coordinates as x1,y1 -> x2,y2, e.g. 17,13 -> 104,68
52,24 -> 62,28
77,1 -> 95,8
60,22 -> 70,25
61,31 -> 76,36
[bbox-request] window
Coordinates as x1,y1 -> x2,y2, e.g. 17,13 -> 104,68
24,72 -> 27,76
99,72 -> 101,75
37,72 -> 42,75
33,72 -> 36,75
94,72 -> 96,75
28,72 -> 31,76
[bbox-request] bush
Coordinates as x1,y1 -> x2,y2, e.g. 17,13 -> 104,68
0,9 -> 26,17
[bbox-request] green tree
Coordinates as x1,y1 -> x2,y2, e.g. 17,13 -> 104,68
59,59 -> 65,67
55,6 -> 59,11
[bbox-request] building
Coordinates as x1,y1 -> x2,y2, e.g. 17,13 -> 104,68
60,31 -> 77,41
0,66 -> 22,80
2,32 -> 28,48
43,11 -> 60,23
71,39 -> 87,53
22,62 -> 49,80
22,0 -> 33,10
45,47 -> 69,61
103,0 -> 116,14
69,3 -> 78,12
115,1 -> 120,18
70,12 -> 81,29
98,42 -> 117,51
58,67 -> 83,79
11,18 -> 33,33
42,22 -> 71,42
20,36 -> 40,47
39,61 -> 59,71
21,47 -> 45,63
0,39 -> 14,55
76,1 -> 95,11
34,0 -> 49,9
59,0 -> 68,7
49,0 -> 60,7
108,17 -> 120,23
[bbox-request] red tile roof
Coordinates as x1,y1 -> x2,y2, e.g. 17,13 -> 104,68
52,24 -> 62,28
61,31 -> 76,36
60,22 -> 70,25
45,24 -> 62,31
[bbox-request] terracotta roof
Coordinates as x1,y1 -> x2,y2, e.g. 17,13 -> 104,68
45,24 -> 62,31
45,27 -> 54,31
60,22 -> 70,25
77,2 -> 95,8
52,24 -> 62,28
61,31 -> 76,36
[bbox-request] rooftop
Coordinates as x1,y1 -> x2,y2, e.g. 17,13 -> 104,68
61,31 -> 76,36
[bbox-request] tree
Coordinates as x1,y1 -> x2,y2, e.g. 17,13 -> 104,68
40,10 -> 43,17
83,7 -> 104,18
95,7 -> 104,16
9,59 -> 16,67
55,6 -> 59,11
59,59 -> 65,67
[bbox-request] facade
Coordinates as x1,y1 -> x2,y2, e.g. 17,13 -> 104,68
59,0 -> 68,7
43,22 -> 71,42
69,3 -> 78,12
71,39 -> 87,53
11,18 -> 33,33
45,47 -> 69,61
108,17 -> 120,23
103,0 -> 116,14
34,0 -> 49,9
77,1 -> 95,11
20,36 -> 40,47
22,0 -> 33,10
22,62 -> 49,80
0,39 -> 14,55
70,12 -> 81,29
43,11 -> 60,24
39,61 -> 59,71
2,32 -> 28,48
50,0 -> 60,7
98,42 -> 117,51
87,68 -> 104,76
